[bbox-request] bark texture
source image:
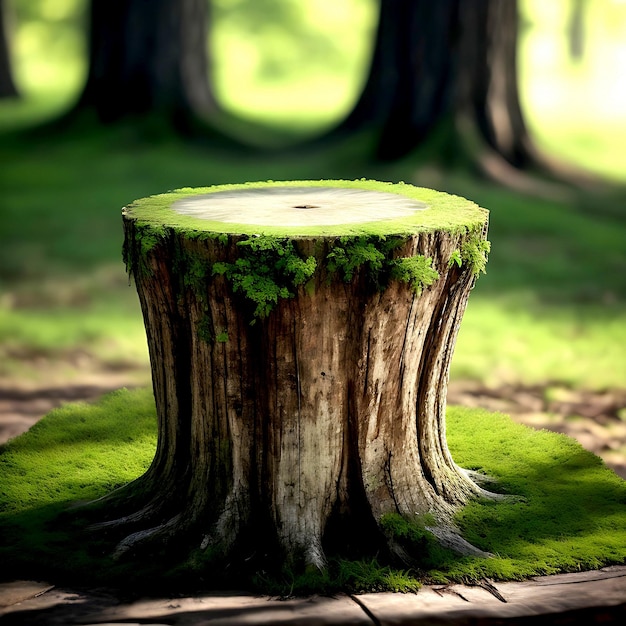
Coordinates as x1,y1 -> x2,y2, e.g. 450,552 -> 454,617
105,184 -> 492,572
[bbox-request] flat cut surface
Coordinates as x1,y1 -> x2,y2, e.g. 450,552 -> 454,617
172,186 -> 428,226
124,180 -> 488,237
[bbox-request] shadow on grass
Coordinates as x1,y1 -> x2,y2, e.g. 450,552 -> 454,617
444,407 -> 626,581
0,390 -> 624,594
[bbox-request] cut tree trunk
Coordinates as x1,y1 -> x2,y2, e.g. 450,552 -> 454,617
111,180 -> 493,572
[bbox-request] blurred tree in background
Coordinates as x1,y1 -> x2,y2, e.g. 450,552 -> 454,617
568,0 -> 586,61
0,0 -> 624,184
76,0 -> 216,128
0,0 -> 18,97
2,0 -> 607,168
331,0 -> 585,193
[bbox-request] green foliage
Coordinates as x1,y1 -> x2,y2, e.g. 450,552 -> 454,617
335,559 -> 422,593
255,558 -> 422,596
123,223 -> 168,278
326,236 -> 387,282
196,316 -> 214,343
461,235 -> 491,276
212,235 -> 317,320
182,255 -> 210,297
216,331 -> 229,343
448,249 -> 462,268
390,256 -> 440,294
326,236 -> 440,295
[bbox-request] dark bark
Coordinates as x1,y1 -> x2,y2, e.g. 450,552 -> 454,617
332,0 -> 580,189
335,0 -> 457,152
76,0 -> 216,127
0,0 -> 18,98
375,0 -> 458,159
453,0 -> 601,190
454,0 -> 533,168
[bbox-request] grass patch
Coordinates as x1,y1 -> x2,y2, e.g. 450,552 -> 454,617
452,295 -> 626,389
0,388 -> 624,594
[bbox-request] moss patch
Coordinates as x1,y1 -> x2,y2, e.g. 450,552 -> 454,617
212,235 -> 317,320
390,255 -> 440,294
123,181 -> 490,321
326,235 -> 440,294
460,235 -> 491,276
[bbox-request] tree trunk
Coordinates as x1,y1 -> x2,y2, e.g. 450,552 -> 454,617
568,0 -> 586,62
454,0 -> 533,169
0,0 -> 18,99
452,0 -> 597,192
106,180 -> 493,573
76,0 -> 216,127
375,0 -> 458,159
332,0 -> 457,155
333,0 -> 586,192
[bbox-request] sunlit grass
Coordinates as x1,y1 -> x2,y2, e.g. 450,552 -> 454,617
454,297 -> 626,390
0,296 -> 149,381
0,388 -> 156,510
0,389 -> 623,592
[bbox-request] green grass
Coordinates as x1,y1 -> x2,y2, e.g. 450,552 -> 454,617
0,388 -> 624,593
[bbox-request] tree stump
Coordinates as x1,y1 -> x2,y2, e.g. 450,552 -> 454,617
115,180 -> 492,571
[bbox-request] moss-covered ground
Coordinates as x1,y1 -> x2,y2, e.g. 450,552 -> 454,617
0,388 -> 623,594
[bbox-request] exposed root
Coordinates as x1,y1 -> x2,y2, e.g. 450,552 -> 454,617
112,513 -> 184,560
478,149 -> 573,202
427,525 -> 493,558
471,579 -> 507,602
304,539 -> 328,572
462,468 -> 499,486
459,468 -> 515,502
88,501 -> 164,531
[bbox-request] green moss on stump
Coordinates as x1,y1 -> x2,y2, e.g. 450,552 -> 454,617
122,180 -> 490,321
123,179 -> 489,238
212,235 -> 317,321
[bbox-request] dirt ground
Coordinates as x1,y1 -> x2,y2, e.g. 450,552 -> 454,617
1,364 -> 625,480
